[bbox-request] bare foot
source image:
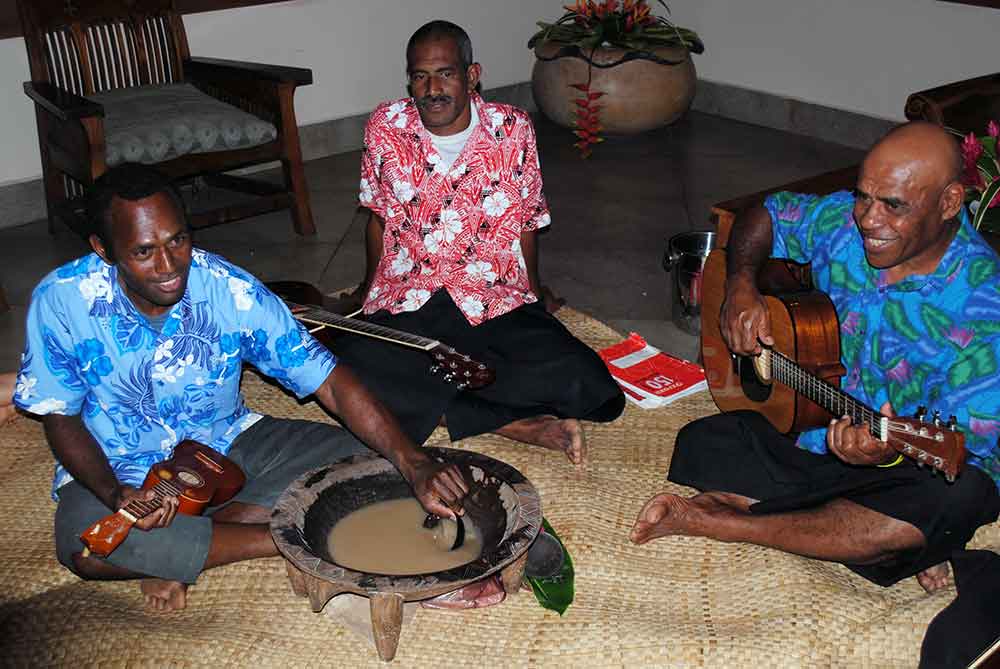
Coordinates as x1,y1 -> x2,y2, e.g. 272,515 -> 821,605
0,403 -> 18,428
140,578 -> 188,612
629,492 -> 744,545
495,416 -> 585,464
0,372 -> 17,427
916,562 -> 952,594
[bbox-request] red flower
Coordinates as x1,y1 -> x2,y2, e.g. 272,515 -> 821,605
989,120 -> 1000,138
961,132 -> 986,190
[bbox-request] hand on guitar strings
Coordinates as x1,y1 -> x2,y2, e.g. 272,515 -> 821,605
826,401 -> 897,466
407,459 -> 469,521
118,485 -> 180,531
720,282 -> 774,356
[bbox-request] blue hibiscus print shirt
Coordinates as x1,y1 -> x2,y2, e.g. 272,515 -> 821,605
765,190 -> 1000,490
14,249 -> 337,499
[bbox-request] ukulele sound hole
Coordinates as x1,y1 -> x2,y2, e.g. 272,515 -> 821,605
736,355 -> 772,403
176,469 -> 204,487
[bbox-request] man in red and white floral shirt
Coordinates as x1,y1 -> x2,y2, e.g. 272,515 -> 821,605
335,20 -> 624,464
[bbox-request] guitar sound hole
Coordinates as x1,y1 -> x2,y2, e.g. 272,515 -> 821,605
737,355 -> 772,403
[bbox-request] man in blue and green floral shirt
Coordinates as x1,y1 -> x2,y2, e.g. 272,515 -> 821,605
632,122 -> 1000,594
13,164 -> 468,612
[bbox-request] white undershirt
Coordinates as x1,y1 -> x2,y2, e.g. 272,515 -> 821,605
429,101 -> 478,172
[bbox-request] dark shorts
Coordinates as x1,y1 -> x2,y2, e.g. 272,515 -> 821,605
331,290 -> 625,445
669,411 -> 1000,586
54,417 -> 368,584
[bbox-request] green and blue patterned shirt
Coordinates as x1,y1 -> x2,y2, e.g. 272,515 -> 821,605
765,190 -> 1000,489
14,249 -> 337,500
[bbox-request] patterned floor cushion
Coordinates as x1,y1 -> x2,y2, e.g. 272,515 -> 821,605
87,82 -> 278,166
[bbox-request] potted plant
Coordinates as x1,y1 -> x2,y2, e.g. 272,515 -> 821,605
528,1 -> 704,157
959,122 -> 1000,249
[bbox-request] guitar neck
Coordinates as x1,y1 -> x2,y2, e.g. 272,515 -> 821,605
287,302 -> 439,351
767,350 -> 886,440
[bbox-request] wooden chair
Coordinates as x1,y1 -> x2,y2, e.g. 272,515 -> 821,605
18,0 -> 316,236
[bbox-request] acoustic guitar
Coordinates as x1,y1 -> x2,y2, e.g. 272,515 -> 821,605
700,249 -> 966,482
267,281 -> 495,391
79,440 -> 245,558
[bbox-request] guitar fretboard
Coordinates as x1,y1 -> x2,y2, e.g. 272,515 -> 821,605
121,479 -> 184,519
767,349 -> 886,440
288,302 -> 438,351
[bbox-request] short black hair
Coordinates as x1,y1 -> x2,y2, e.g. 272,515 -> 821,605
87,163 -> 187,257
406,20 -> 474,71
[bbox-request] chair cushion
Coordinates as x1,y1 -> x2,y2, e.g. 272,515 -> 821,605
87,83 -> 278,167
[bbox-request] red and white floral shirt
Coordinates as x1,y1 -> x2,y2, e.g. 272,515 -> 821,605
358,94 -> 551,326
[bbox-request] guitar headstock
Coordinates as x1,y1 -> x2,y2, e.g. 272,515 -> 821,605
429,345 -> 495,390
79,511 -> 135,558
887,410 -> 967,482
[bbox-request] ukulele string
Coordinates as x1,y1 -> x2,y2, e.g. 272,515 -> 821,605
123,479 -> 185,517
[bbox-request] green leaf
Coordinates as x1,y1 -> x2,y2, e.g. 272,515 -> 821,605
527,518 -> 575,616
973,180 -> 1000,231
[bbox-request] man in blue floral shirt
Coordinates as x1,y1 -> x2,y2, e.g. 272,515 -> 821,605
632,123 -> 1000,594
13,164 -> 468,612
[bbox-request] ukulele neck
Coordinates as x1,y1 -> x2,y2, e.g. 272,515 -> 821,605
119,479 -> 183,520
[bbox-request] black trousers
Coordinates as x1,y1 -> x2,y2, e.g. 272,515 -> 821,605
669,411 -> 1000,586
331,290 -> 625,445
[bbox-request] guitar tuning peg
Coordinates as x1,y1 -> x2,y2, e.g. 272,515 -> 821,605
915,405 -> 928,422
946,473 -> 956,483
932,410 -> 941,426
429,365 -> 441,374
443,373 -> 455,383
947,415 -> 957,430
456,381 -> 468,390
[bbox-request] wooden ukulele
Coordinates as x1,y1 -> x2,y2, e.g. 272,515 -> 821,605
267,281 -> 495,391
701,249 -> 967,482
79,440 -> 246,558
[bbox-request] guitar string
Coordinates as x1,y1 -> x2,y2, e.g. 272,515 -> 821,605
283,300 -> 439,351
768,350 -> 881,438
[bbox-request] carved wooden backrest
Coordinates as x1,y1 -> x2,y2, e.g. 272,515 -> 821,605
17,0 -> 191,95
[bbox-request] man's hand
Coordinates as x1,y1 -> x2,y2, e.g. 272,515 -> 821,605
720,276 -> 774,356
826,401 -> 897,466
404,458 -> 469,520
118,485 -> 180,531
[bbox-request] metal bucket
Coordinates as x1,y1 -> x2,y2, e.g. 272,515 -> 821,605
662,231 -> 716,336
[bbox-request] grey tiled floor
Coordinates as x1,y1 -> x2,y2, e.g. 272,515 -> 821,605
0,111 -> 862,371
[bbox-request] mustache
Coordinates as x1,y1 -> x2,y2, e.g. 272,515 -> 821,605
418,95 -> 452,108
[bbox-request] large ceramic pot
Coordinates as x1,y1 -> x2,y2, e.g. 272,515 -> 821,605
531,41 -> 696,134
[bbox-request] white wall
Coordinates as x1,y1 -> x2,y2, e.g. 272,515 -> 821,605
0,0 -> 546,187
3,0 -> 1000,188
673,0 -> 1000,122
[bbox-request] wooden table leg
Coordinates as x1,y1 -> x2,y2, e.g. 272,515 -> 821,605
370,592 -> 405,662
500,552 -> 528,596
283,560 -> 345,612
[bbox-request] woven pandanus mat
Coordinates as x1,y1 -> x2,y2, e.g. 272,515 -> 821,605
1,306 -> 996,667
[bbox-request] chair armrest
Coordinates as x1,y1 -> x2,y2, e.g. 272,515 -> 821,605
23,81 -> 104,122
904,73 -> 1000,134
184,57 -> 312,86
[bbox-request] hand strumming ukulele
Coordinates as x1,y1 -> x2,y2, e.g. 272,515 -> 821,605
700,249 -> 967,482
79,440 -> 245,558
266,280 -> 495,391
